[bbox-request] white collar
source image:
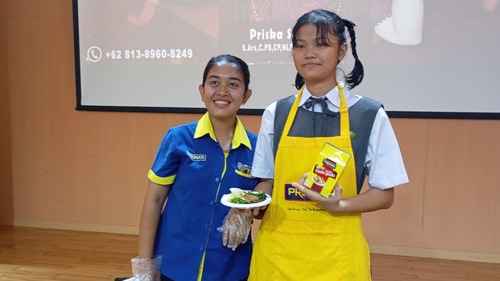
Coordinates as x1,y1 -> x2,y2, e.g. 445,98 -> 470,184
298,82 -> 360,108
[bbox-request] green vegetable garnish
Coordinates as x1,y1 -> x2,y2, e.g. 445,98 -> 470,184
228,190 -> 266,204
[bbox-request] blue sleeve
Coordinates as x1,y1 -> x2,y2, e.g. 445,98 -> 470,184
149,129 -> 181,182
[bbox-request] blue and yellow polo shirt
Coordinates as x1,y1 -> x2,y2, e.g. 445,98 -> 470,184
148,113 -> 259,281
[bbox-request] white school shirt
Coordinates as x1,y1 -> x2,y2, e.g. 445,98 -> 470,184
251,85 -> 409,190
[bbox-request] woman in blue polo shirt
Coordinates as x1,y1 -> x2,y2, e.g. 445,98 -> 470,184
133,54 -> 259,281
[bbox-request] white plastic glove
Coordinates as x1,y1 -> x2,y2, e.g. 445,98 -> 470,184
127,255 -> 162,281
218,208 -> 252,251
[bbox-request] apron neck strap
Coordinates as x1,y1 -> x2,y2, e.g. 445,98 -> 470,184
338,83 -> 350,137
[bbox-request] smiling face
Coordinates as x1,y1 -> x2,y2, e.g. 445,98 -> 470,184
292,23 -> 347,91
199,61 -> 252,121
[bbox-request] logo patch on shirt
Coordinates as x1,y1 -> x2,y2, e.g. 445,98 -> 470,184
284,184 -> 311,201
187,151 -> 206,161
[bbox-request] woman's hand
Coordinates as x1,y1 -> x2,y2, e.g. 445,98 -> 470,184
292,172 -> 395,214
218,208 -> 253,250
291,172 -> 346,213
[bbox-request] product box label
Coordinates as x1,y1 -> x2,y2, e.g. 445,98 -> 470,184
304,142 -> 351,198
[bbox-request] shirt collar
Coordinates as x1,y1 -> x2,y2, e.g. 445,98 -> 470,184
194,113 -> 252,150
298,81 -> 357,108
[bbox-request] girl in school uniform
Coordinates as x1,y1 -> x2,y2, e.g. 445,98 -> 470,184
247,9 -> 409,281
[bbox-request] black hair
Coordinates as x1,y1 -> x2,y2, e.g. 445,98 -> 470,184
202,54 -> 251,91
291,9 -> 364,90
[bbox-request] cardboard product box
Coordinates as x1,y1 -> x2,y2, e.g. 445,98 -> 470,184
303,142 -> 351,198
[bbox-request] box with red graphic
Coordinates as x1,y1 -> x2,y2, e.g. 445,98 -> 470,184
303,142 -> 351,198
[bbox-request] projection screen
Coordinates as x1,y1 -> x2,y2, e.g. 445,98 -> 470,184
73,0 -> 500,118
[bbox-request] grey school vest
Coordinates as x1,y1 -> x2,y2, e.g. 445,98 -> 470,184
274,95 -> 382,193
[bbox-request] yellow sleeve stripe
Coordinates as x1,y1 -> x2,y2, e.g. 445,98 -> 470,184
147,169 -> 176,185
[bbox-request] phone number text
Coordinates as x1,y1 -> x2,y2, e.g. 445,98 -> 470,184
106,49 -> 193,60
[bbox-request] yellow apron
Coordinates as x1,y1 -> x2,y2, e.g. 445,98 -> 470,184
249,84 -> 371,281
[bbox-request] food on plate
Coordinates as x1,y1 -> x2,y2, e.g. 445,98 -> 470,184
227,188 -> 267,204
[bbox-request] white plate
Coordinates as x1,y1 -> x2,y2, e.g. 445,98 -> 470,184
220,192 -> 272,209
